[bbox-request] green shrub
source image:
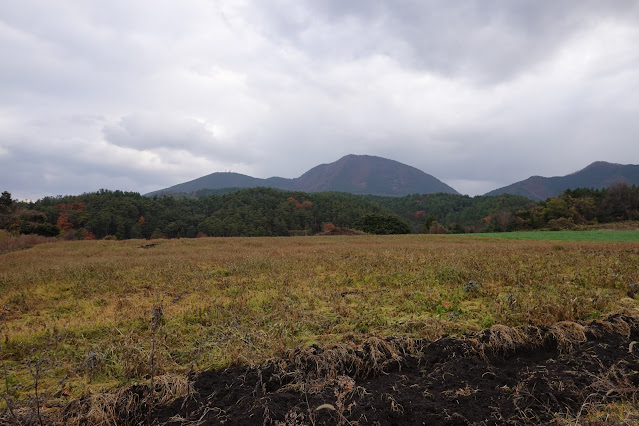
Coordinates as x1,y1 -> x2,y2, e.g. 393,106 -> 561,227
353,214 -> 411,235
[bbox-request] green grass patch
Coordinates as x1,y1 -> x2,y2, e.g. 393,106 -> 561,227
473,230 -> 639,242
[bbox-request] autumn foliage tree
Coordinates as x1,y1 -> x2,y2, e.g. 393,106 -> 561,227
78,229 -> 96,240
287,197 -> 301,209
322,222 -> 336,232
56,214 -> 74,232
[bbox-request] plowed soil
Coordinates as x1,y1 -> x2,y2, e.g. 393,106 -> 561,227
151,314 -> 639,425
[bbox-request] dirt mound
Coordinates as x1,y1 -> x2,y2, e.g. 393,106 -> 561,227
315,227 -> 366,236
4,315 -> 638,425
151,314 -> 639,425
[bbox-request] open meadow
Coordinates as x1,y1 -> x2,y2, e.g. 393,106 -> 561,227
474,230 -> 639,242
1,235 -> 639,424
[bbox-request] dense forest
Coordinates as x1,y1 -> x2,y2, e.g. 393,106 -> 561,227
1,184 -> 638,240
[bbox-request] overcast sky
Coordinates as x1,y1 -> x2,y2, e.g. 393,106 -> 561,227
2,1 -> 639,200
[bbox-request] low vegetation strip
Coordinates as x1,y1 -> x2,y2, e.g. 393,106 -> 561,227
0,230 -> 58,253
475,230 -> 639,242
0,235 -> 638,423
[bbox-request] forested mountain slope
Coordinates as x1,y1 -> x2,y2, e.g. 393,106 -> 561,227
147,154 -> 458,197
486,161 -> 639,200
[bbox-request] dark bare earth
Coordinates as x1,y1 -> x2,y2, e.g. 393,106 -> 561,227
5,315 -> 638,425
148,314 -> 639,425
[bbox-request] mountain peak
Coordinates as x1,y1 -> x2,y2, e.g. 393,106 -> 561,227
296,154 -> 458,196
581,160 -> 623,170
147,155 -> 458,197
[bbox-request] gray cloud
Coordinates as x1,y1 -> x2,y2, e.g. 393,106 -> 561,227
1,1 -> 639,200
254,0 -> 639,83
102,113 -> 250,163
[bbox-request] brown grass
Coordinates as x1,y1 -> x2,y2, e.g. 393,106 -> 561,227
0,234 -> 637,411
550,321 -> 588,354
556,360 -> 639,425
0,231 -> 59,252
284,336 -> 420,383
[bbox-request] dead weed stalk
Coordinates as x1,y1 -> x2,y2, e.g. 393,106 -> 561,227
1,315 -> 19,424
26,356 -> 49,426
147,300 -> 164,426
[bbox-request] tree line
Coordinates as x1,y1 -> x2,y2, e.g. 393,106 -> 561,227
1,188 -> 389,239
1,184 -> 638,239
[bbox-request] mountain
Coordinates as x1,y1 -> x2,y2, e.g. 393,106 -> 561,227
145,172 -> 296,196
485,161 -> 639,201
146,154 -> 459,197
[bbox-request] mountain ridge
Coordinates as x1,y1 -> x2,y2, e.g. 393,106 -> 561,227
146,156 -> 639,200
146,154 -> 459,197
485,161 -> 639,200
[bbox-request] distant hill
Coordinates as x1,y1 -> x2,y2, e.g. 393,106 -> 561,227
146,154 -> 459,197
145,172 -> 295,196
485,161 -> 639,201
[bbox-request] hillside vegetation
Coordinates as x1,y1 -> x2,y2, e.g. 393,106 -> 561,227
1,184 -> 638,242
1,188 -> 529,239
486,161 -> 639,200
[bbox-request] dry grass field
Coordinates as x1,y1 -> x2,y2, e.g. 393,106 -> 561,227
1,235 -> 638,423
